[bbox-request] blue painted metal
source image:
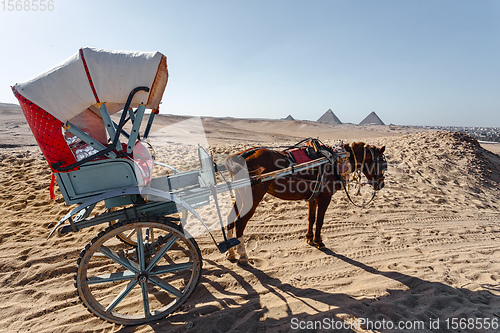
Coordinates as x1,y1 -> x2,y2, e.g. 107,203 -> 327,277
127,104 -> 146,153
143,111 -> 156,139
65,121 -> 114,158
59,200 -> 178,234
87,270 -> 136,284
153,161 -> 181,174
98,103 -> 121,148
56,159 -> 140,204
49,186 -> 213,239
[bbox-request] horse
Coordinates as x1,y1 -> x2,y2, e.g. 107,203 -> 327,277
224,140 -> 387,265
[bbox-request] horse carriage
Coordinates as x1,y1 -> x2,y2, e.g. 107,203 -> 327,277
12,48 -> 387,325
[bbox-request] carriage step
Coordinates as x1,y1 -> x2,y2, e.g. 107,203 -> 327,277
217,238 -> 240,253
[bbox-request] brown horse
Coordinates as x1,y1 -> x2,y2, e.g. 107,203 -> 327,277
224,141 -> 387,265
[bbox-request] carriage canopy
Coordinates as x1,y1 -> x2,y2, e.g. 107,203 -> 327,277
12,47 -> 168,172
13,47 -> 168,122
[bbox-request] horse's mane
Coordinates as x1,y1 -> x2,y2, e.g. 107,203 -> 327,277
344,142 -> 378,150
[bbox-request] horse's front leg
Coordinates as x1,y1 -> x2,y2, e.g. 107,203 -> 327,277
313,195 -> 332,249
225,226 -> 249,265
306,200 -> 317,245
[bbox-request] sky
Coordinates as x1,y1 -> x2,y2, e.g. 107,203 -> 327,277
1,0 -> 499,127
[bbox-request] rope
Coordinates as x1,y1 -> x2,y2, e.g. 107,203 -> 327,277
342,146 -> 377,208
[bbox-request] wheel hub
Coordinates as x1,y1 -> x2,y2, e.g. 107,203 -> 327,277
137,272 -> 149,283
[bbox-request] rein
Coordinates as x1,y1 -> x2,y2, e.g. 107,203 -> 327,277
342,145 -> 377,208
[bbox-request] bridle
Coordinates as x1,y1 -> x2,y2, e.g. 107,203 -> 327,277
342,145 -> 387,207
369,147 -> 387,188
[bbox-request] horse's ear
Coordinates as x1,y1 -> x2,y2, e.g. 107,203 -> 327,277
379,146 -> 386,154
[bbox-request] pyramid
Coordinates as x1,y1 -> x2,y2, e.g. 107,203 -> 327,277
283,115 -> 295,121
359,111 -> 385,125
317,109 -> 342,124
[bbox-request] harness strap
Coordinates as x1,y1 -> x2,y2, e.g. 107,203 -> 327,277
50,173 -> 56,199
343,145 -> 377,207
306,164 -> 326,202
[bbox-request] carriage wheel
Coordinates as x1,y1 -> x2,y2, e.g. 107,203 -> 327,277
344,169 -> 376,207
75,217 -> 202,325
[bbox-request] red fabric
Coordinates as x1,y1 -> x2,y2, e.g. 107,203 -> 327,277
79,48 -> 100,103
13,88 -> 78,172
288,148 -> 312,164
50,173 -> 56,199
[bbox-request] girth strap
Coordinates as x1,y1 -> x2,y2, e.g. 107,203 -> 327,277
306,164 -> 327,202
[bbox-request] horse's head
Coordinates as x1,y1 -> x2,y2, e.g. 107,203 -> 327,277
345,142 -> 387,191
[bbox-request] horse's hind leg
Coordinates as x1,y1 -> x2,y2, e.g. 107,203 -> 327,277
306,200 -> 317,245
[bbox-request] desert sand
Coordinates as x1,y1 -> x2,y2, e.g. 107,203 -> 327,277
1,103 -> 499,332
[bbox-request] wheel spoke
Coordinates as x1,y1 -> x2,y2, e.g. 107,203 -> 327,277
140,281 -> 151,317
150,228 -> 156,242
149,276 -> 183,298
136,228 -> 146,271
150,262 -> 194,276
146,234 -> 178,272
87,270 -> 135,285
105,279 -> 139,312
76,219 -> 202,325
125,229 -> 137,239
99,246 -> 139,273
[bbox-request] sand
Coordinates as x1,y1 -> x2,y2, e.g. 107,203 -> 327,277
0,104 -> 499,332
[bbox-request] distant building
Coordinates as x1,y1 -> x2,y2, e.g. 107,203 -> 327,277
317,109 -> 342,125
283,115 -> 295,121
359,111 -> 385,125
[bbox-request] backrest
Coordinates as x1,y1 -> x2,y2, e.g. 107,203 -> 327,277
198,146 -> 216,187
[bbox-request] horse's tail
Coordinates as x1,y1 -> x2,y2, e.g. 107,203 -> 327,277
225,147 -> 261,176
225,153 -> 247,176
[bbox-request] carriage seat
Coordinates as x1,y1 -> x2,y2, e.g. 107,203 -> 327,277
55,138 -> 153,205
13,94 -> 153,204
285,140 -> 351,181
286,146 -> 319,165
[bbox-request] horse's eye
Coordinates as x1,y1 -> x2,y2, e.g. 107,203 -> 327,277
379,157 -> 388,171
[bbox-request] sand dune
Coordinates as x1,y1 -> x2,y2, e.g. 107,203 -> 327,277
0,107 -> 499,332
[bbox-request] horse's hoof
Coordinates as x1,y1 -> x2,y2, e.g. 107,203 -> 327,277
315,241 -> 326,249
237,258 -> 249,266
306,238 -> 315,246
237,254 -> 249,266
225,252 -> 237,263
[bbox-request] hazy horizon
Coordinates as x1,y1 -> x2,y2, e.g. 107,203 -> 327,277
1,1 -> 499,127
2,100 -> 499,129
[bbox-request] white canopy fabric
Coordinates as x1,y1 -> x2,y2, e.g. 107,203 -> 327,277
14,47 -> 168,122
